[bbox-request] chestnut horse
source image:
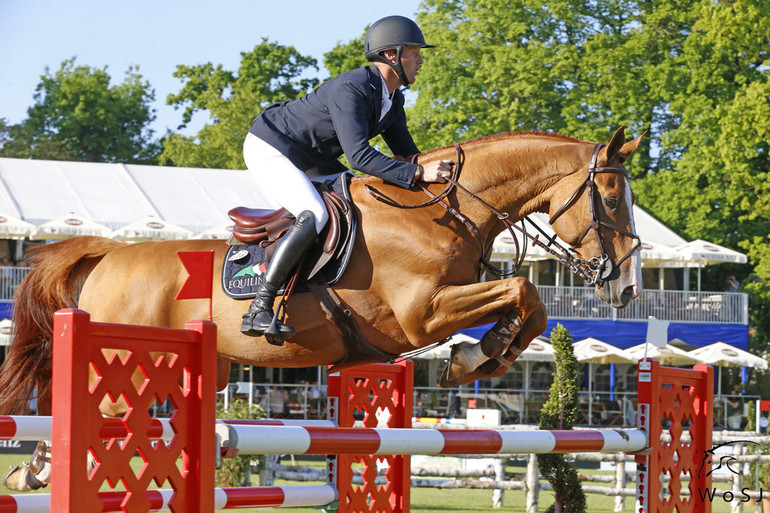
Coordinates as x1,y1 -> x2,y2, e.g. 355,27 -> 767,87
0,127 -> 642,490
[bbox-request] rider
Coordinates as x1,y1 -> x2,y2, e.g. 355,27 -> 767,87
240,15 -> 454,343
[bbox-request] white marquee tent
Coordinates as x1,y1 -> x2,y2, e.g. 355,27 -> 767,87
0,157 -> 277,237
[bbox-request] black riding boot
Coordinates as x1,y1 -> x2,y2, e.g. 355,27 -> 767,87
240,210 -> 317,344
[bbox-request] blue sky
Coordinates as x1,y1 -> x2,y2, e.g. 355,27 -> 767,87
0,0 -> 422,136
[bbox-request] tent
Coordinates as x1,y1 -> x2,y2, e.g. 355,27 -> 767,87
0,157 -> 269,234
0,318 -> 13,346
690,341 -> 767,369
690,341 -> 767,398
672,239 -> 748,266
194,224 -> 233,240
30,213 -> 111,240
658,239 -> 748,291
573,338 -> 636,365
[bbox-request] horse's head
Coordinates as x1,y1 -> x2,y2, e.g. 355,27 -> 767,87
547,127 -> 644,308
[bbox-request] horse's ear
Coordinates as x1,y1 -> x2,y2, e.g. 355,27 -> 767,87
604,126 -> 626,161
618,131 -> 646,159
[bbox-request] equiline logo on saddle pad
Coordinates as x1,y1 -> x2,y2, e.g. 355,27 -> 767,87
222,245 -> 269,299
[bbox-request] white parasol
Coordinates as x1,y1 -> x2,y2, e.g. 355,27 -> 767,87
626,343 -> 705,366
0,212 -> 35,239
110,216 -> 192,242
30,213 -> 111,240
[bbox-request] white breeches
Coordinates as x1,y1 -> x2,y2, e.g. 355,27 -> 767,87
243,133 -> 328,233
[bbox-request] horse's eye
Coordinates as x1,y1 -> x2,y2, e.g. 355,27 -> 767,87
604,196 -> 619,209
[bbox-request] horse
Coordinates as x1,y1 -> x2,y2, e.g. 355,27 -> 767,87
0,127 -> 643,491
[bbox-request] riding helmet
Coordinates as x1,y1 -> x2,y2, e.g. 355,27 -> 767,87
364,15 -> 435,87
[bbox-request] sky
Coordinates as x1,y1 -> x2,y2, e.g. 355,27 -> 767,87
0,0 -> 422,136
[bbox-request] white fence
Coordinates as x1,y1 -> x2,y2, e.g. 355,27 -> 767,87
538,285 -> 748,324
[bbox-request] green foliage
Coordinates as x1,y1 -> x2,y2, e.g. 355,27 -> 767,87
159,39 -> 319,169
323,32 -> 369,78
630,0 -> 770,360
215,398 -> 266,487
539,324 -> 580,429
538,324 -> 586,513
0,59 -> 159,163
402,0 -> 770,359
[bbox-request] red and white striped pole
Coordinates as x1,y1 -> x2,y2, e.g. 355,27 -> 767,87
0,485 -> 338,512
216,424 -> 647,455
0,416 -> 335,442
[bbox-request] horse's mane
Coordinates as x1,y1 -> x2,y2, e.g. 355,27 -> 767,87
422,131 -> 588,156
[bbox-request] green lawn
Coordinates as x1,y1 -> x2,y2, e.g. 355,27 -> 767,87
0,453 -> 742,512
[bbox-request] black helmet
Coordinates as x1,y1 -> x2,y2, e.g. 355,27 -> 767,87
364,15 -> 435,87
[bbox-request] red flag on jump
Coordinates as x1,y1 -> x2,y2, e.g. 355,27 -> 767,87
176,251 -> 214,300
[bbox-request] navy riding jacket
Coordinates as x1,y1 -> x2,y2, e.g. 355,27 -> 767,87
249,66 -> 420,189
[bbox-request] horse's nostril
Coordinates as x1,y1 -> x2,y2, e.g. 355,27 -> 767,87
623,285 -> 637,299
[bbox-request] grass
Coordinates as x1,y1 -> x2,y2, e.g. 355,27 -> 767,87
0,454 -> 742,512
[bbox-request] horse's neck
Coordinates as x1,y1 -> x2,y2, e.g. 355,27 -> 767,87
457,136 -> 590,237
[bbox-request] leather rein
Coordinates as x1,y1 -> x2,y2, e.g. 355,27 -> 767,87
365,142 -> 641,288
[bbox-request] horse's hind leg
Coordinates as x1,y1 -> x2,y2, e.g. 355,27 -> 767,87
439,303 -> 547,387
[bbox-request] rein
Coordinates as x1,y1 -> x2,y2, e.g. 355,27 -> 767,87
365,142 -> 641,287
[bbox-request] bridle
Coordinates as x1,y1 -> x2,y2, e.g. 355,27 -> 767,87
547,143 -> 642,287
365,142 -> 642,288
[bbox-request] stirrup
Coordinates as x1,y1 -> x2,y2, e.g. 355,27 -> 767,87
263,296 -> 295,345
240,299 -> 295,343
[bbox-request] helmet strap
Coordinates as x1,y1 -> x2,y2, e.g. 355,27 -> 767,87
391,45 -> 410,88
373,46 -> 411,89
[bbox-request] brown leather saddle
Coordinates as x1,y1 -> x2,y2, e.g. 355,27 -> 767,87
227,185 -> 355,283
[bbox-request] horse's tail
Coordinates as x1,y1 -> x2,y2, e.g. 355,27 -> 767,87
0,236 -> 123,414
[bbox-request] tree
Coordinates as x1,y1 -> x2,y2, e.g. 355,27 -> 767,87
631,0 -> 770,356
322,35 -> 369,78
0,59 -> 159,163
406,0 -> 769,354
410,0 -> 581,150
159,40 -> 319,169
538,324 -> 585,513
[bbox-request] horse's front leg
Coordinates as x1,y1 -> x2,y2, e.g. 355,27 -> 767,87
439,303 -> 548,387
403,277 -> 547,387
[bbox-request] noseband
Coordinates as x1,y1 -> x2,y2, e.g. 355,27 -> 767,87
365,142 -> 642,287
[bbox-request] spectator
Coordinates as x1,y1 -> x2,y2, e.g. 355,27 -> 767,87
0,257 -> 12,299
725,275 -> 740,293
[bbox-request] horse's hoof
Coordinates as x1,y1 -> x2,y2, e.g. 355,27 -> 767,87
3,465 -> 45,492
438,366 -> 467,388
439,359 -> 505,388
441,342 -> 476,382
3,465 -> 22,491
437,343 -> 474,388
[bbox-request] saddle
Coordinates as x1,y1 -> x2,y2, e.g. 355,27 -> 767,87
222,174 -> 397,369
222,174 -> 356,298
